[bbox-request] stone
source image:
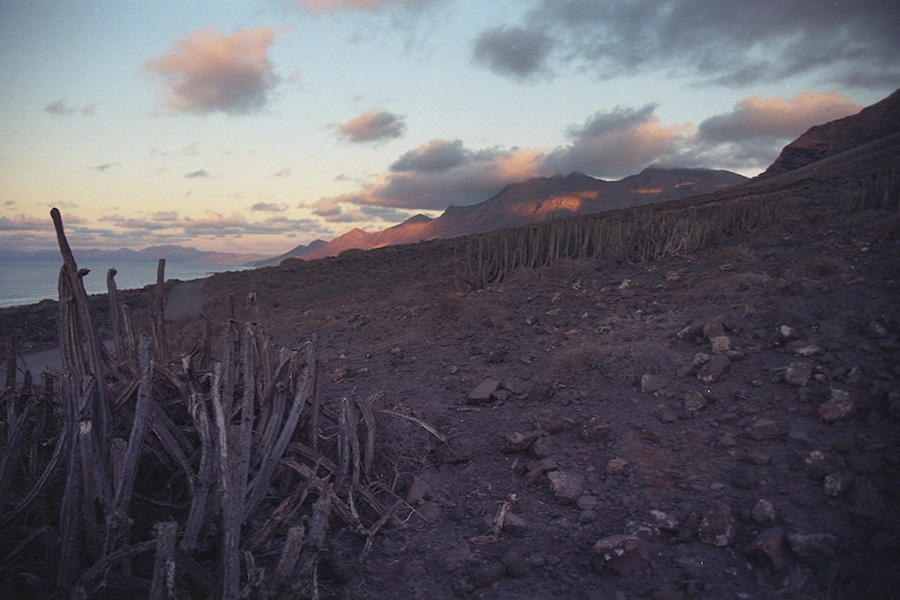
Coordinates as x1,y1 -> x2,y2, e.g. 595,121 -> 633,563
717,433 -> 739,447
576,494 -> 599,511
501,430 -> 543,453
471,561 -> 505,588
699,502 -> 736,547
710,335 -> 733,353
703,319 -> 726,339
501,512 -> 528,535
698,353 -> 730,383
823,471 -> 854,497
405,475 -> 431,505
628,509 -> 680,539
524,458 -> 558,486
605,458 -> 630,475
641,373 -> 668,393
676,321 -> 705,341
784,362 -> 812,386
745,527 -> 786,571
803,450 -> 842,480
547,471 -> 586,503
752,499 -> 776,523
818,388 -> 855,422
864,320 -> 888,339
467,378 -> 500,404
436,435 -> 475,464
786,533 -> 836,563
580,417 -> 612,444
794,344 -> 824,356
747,418 -> 780,440
592,535 -> 650,575
682,391 -> 709,414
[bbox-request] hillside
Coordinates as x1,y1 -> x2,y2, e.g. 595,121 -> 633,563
263,167 -> 745,265
0,244 -> 265,266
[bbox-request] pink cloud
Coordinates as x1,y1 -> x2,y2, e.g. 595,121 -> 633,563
335,109 -> 406,143
145,26 -> 279,115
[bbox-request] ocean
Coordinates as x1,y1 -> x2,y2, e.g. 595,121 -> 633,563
0,259 -> 251,308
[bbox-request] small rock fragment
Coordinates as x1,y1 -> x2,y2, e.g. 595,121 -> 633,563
682,391 -> 709,414
710,335 -> 733,353
784,362 -> 812,386
864,320 -> 888,339
698,353 -> 731,383
677,321 -> 704,341
547,471 -> 586,504
467,378 -> 500,404
794,344 -> 823,357
703,319 -> 726,339
699,501 -> 737,547
605,458 -> 629,475
746,527 -> 786,571
786,533 -> 836,563
580,417 -> 612,444
823,471 -> 854,497
752,499 -> 776,523
818,388 -> 855,422
592,535 -> 650,575
641,373 -> 668,393
501,430 -> 543,453
747,418 -> 780,441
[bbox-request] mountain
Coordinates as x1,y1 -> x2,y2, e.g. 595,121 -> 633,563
250,239 -> 328,266
760,88 -> 900,178
1,245 -> 265,266
265,167 -> 746,265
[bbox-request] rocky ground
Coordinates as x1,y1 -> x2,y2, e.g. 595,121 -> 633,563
2,175 -> 899,599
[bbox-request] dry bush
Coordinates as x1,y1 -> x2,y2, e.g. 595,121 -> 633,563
789,254 -> 846,280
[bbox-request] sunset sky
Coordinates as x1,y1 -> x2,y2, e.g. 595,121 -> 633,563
1,0 -> 897,255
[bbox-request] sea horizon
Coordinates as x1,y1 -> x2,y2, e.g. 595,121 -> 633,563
0,258 -> 251,308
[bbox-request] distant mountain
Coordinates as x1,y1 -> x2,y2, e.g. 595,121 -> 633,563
760,88 -> 900,178
262,166 -> 746,265
1,245 -> 265,266
250,239 -> 328,266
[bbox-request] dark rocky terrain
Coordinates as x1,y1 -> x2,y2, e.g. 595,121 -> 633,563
1,91 -> 898,599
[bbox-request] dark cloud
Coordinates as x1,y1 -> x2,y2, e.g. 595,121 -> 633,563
145,26 -> 279,115
44,99 -> 96,116
472,26 -> 552,79
390,139 -> 468,173
475,0 -> 899,89
251,202 -> 288,212
335,109 -> 406,143
91,162 -> 121,172
297,0 -> 432,12
542,104 -> 687,178
697,91 -> 862,143
185,169 -> 210,178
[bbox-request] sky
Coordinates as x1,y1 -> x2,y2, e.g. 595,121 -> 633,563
1,0 -> 897,256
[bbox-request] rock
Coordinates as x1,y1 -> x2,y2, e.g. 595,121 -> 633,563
530,436 -> 552,458
617,279 -> 633,296
794,344 -> 824,356
703,319 -> 726,339
747,418 -> 780,440
501,430 -> 543,453
501,549 -> 530,578
580,417 -> 612,444
752,499 -> 776,523
699,502 -> 737,546
436,435 -> 475,464
745,451 -> 771,465
605,458 -> 630,475
501,512 -> 528,535
682,391 -> 709,414
405,475 -> 431,505
524,458 -> 558,486
467,378 -> 500,404
784,362 -> 812,386
818,388 -> 855,422
627,509 -> 680,539
676,321 -> 705,341
641,373 -> 668,393
592,535 -> 650,575
709,335 -> 733,353
547,471 -> 586,503
786,533 -> 836,563
576,494 -> 599,511
864,320 -> 888,339
698,353 -> 730,383
717,432 -> 738,447
823,471 -> 854,497
534,416 -> 576,433
746,527 -> 786,571
471,561 -> 506,588
803,450 -> 842,480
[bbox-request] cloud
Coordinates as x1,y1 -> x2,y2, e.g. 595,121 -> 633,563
0,215 -> 53,231
145,26 -> 279,115
100,211 -> 324,237
185,169 -> 210,178
335,109 -> 406,143
251,202 -> 288,212
472,26 -> 553,80
476,0 -> 900,88
317,139 -> 545,214
697,91 -> 863,143
297,0 -> 431,12
44,99 -> 96,116
91,162 -> 121,172
272,167 -> 292,178
542,105 -> 688,177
